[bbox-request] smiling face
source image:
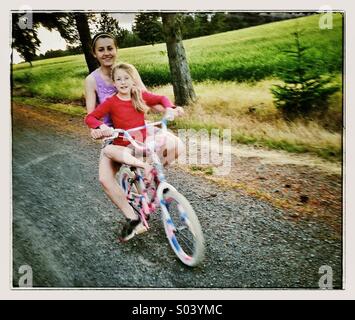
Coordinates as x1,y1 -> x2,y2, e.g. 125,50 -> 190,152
113,68 -> 135,98
93,37 -> 117,67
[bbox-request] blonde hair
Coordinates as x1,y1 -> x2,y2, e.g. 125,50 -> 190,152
111,63 -> 149,114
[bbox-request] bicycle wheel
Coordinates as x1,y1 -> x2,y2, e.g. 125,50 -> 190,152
161,188 -> 205,267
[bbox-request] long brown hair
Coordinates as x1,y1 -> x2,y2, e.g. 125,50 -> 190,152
111,63 -> 149,114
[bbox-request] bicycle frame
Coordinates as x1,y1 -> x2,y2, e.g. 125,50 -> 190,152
105,117 -> 174,229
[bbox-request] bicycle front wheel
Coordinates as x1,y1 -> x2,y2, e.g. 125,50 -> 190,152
161,188 -> 205,267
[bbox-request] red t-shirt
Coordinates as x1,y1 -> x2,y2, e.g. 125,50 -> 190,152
85,91 -> 174,146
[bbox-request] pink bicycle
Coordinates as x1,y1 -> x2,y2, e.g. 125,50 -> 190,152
105,117 -> 205,267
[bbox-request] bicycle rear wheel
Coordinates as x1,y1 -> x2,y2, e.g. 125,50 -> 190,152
161,188 -> 205,267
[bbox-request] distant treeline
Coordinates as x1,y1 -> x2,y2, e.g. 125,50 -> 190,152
180,12 -> 312,39
131,12 -> 314,46
34,12 -> 313,60
33,46 -> 83,61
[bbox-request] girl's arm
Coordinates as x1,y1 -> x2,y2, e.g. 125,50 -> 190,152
84,98 -> 112,130
85,74 -> 97,114
150,104 -> 169,113
85,75 -> 106,139
142,91 -> 174,109
142,91 -> 185,117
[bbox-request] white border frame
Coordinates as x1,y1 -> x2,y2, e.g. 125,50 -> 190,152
1,0 -> 353,300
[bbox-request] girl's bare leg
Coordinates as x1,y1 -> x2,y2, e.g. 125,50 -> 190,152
103,145 -> 153,179
98,150 -> 138,220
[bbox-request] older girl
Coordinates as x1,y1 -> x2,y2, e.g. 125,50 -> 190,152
85,35 -> 183,241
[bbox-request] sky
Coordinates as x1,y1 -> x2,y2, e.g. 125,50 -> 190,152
12,27 -> 67,64
12,13 -> 136,64
111,13 -> 136,30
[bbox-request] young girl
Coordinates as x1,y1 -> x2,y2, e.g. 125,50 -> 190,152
85,62 -> 184,241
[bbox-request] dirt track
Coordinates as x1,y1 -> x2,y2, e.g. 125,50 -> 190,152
12,103 -> 342,288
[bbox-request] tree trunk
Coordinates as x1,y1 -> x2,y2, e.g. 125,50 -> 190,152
74,13 -> 98,74
162,13 -> 196,106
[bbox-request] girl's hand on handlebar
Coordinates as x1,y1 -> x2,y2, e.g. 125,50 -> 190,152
165,106 -> 185,121
174,106 -> 185,117
90,128 -> 104,139
99,124 -> 114,137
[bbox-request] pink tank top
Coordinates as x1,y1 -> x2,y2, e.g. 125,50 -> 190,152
92,69 -> 117,126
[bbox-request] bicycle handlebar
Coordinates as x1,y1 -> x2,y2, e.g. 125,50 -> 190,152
102,117 -> 169,152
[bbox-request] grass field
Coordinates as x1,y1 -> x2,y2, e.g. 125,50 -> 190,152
12,13 -> 343,161
12,13 -> 343,99
154,80 -> 342,161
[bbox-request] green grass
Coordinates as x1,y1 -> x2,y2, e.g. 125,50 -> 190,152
12,96 -> 86,116
12,13 -> 343,100
13,55 -> 87,102
190,165 -> 214,175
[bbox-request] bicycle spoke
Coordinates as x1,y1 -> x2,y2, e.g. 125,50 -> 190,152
174,223 -> 194,246
176,228 -> 194,242
175,232 -> 194,252
176,225 -> 188,231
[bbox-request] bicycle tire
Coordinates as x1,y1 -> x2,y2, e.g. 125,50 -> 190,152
160,188 -> 205,267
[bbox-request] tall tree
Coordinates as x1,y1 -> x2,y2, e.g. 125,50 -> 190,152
195,13 -> 212,36
34,12 -> 97,73
180,14 -> 197,39
92,13 -> 123,42
33,13 -> 79,44
133,13 -> 164,45
12,14 -> 40,66
91,12 -> 137,48
210,12 -> 228,34
161,13 -> 196,106
74,13 -> 98,74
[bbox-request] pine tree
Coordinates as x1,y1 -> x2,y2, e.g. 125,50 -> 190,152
132,13 -> 164,45
92,13 -> 125,45
271,31 -> 339,120
210,13 -> 228,34
180,14 -> 197,39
